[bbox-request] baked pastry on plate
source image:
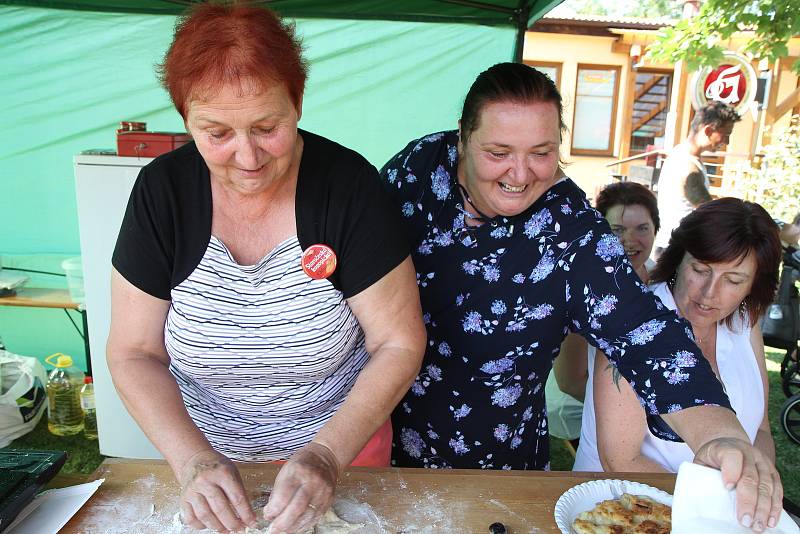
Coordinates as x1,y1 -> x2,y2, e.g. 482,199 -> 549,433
571,493 -> 671,534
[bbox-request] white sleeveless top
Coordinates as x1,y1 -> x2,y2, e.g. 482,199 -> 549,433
573,282 -> 763,472
654,150 -> 708,248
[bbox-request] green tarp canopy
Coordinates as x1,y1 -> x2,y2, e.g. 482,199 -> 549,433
2,1 -> 559,25
1,0 -> 562,61
0,0 -> 560,365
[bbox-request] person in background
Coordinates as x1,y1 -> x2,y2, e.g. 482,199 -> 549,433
380,62 -> 782,532
779,213 -> 800,246
653,101 -> 741,258
546,181 -> 659,445
106,4 -> 425,533
574,198 -> 780,479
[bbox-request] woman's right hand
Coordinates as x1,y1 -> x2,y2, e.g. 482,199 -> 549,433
262,442 -> 340,533
178,449 -> 257,532
694,437 -> 783,532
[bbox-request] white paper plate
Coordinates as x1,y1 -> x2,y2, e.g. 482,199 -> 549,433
554,479 -> 673,534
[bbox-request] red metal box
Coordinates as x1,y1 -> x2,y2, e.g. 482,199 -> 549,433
117,131 -> 192,158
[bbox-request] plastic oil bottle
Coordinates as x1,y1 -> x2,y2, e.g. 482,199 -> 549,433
45,353 -> 85,436
80,376 -> 98,440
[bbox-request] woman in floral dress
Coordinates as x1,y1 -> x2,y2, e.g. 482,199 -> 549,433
380,62 -> 781,532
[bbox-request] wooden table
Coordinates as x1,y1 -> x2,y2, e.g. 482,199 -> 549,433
61,459 -> 676,533
0,288 -> 79,309
0,287 -> 92,376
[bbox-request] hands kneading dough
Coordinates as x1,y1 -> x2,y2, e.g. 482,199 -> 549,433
246,508 -> 363,534
175,505 -> 363,533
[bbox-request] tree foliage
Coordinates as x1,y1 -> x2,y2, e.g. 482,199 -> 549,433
737,115 -> 800,222
646,0 -> 800,74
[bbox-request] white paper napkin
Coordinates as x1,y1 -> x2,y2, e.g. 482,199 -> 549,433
673,462 -> 799,533
5,479 -> 104,534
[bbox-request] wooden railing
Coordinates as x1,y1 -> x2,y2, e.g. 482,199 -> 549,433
604,148 -> 666,168
605,149 -> 757,199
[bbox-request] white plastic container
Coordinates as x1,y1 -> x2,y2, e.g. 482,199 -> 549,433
61,256 -> 85,304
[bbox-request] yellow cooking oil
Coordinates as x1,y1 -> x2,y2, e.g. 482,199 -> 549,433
46,353 -> 85,436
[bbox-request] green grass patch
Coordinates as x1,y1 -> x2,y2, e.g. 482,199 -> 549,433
550,437 -> 575,471
766,348 -> 800,504
2,416 -> 105,474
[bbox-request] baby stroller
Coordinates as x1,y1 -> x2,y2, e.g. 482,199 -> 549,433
763,245 -> 800,444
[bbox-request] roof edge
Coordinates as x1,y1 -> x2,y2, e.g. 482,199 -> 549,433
531,13 -> 674,31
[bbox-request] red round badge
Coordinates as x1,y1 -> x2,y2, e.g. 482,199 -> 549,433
302,244 -> 337,280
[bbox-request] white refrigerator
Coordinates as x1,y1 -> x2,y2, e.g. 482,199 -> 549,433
73,154 -> 161,458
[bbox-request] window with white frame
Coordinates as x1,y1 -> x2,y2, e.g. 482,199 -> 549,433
571,65 -> 621,156
525,61 -> 562,89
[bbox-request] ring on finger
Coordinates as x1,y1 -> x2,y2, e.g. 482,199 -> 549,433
308,503 -> 317,510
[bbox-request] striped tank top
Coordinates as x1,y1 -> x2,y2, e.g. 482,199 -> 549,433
165,235 -> 369,461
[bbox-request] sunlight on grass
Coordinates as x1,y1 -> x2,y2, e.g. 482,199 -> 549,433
766,358 -> 783,373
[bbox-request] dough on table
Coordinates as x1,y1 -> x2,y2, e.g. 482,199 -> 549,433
246,508 -> 363,534
173,505 -> 363,533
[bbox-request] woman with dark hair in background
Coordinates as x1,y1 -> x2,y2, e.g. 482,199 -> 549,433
574,198 -> 781,479
380,62 -> 782,532
106,4 -> 425,533
547,181 -> 660,444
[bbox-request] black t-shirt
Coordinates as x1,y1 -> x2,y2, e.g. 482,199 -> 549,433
113,129 -> 409,300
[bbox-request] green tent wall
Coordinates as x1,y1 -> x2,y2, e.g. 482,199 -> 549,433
0,1 -> 560,370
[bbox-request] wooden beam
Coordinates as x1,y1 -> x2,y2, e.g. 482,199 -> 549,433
633,101 -> 668,131
762,60 -> 783,146
529,24 -> 613,37
612,40 -> 631,54
795,78 -> 800,118
619,62 -> 638,174
769,86 -> 800,124
635,75 -> 665,100
779,56 -> 799,71
671,62 -> 690,147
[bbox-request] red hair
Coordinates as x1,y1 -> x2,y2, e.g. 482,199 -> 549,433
157,2 -> 308,118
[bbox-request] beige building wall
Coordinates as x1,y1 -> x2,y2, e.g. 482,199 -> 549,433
772,60 -> 800,138
523,32 -> 630,199
524,29 -> 800,202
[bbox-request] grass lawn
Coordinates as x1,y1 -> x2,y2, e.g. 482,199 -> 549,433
766,348 -> 800,504
4,347 -> 800,503
551,347 -> 800,505
3,416 -> 104,475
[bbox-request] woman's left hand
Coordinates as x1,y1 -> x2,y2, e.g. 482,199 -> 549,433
694,437 -> 783,532
262,441 -> 340,533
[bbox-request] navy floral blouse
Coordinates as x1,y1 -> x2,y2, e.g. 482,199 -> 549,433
379,130 -> 731,470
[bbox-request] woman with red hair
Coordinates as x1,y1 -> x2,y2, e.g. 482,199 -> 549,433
106,4 -> 425,533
